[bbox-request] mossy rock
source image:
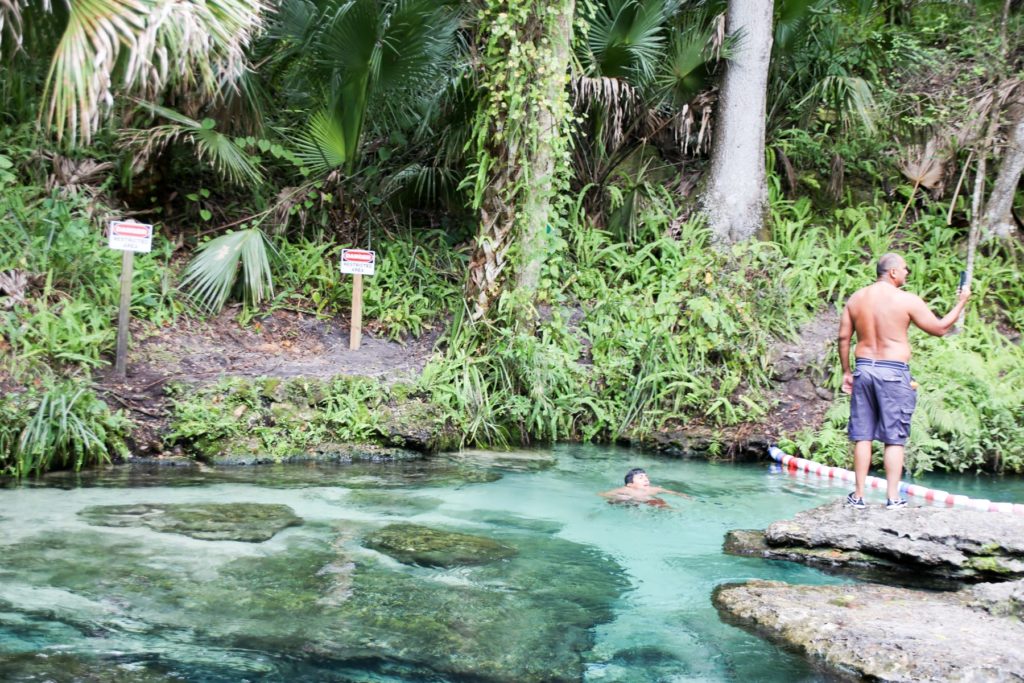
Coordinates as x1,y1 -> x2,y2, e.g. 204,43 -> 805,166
344,490 -> 444,515
364,523 -> 518,567
202,439 -> 416,466
377,397 -> 458,452
79,502 -> 302,542
0,653 -> 180,682
967,555 -> 1015,575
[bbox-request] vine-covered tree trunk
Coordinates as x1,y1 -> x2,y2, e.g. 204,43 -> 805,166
466,0 -> 575,324
981,104 -> 1024,239
700,0 -> 774,244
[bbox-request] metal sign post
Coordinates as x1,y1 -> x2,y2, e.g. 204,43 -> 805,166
340,249 -> 376,350
108,220 -> 153,379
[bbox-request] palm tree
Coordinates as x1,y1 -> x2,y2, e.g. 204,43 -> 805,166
3,0 -> 267,144
263,0 -> 461,176
464,0 -> 576,325
571,0 -> 732,230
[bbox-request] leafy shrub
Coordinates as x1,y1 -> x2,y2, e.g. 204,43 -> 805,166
166,376 -> 391,459
273,230 -> 463,340
0,186 -> 182,374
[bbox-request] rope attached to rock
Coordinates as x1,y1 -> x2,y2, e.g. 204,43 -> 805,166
767,445 -> 1024,515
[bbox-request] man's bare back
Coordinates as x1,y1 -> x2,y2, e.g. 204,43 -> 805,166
842,282 -> 916,363
839,254 -> 970,393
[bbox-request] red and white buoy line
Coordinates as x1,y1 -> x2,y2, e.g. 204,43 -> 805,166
767,445 -> 1024,515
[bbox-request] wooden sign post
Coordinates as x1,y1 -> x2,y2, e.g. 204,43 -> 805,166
108,220 -> 153,379
340,248 -> 376,350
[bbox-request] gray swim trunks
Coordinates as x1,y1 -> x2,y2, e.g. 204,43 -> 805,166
848,358 -> 918,445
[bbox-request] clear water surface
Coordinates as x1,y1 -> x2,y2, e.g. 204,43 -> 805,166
1,445 -> 1021,682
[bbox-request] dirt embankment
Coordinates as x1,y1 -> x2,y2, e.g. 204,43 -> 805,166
94,308 -> 439,455
91,307 -> 839,459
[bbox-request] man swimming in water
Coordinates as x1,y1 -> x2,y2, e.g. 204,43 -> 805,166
599,468 -> 691,507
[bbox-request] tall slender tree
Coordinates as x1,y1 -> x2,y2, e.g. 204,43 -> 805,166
700,0 -> 774,244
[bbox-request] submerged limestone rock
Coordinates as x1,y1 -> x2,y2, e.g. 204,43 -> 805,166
442,448 -> 558,472
0,652 -> 180,682
726,500 -> 1024,585
313,533 -> 629,682
205,440 -> 417,466
364,523 -> 517,567
343,490 -> 444,516
1,516 -> 628,683
714,580 -> 1024,682
79,502 -> 302,542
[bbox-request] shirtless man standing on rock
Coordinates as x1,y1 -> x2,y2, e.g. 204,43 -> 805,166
838,253 -> 970,510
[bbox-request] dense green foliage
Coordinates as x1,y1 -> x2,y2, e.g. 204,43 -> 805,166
0,185 -> 181,374
782,328 -> 1024,474
167,377 -> 389,459
1,1 -> 1023,476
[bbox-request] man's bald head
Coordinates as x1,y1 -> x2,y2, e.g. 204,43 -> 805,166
877,253 -> 904,278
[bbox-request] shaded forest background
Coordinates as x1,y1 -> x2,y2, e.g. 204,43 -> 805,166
1,0 -> 1023,477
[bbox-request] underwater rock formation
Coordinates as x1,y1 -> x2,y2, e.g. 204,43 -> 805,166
364,522 -> 518,567
79,502 -> 302,542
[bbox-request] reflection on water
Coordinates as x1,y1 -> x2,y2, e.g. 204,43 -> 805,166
1,445 -> 1019,682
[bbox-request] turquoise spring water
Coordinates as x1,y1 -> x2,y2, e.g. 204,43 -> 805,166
1,445 -> 1021,682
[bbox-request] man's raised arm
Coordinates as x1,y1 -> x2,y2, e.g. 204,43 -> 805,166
908,288 -> 971,337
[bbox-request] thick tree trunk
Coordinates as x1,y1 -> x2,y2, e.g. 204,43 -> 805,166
466,0 -> 575,323
516,1 -> 573,300
700,0 -> 774,244
981,104 -> 1024,240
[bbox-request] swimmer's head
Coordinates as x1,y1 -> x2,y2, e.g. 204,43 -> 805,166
624,467 -> 647,485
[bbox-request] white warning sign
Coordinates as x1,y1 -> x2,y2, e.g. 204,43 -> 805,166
340,249 -> 376,276
108,221 -> 153,253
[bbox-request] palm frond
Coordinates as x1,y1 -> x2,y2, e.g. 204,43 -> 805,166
293,109 -> 349,174
179,228 -> 276,314
121,103 -> 263,185
41,0 -> 266,143
584,0 -> 669,81
0,0 -> 26,50
899,138 -> 945,190
375,0 -> 459,95
651,25 -> 722,107
381,162 -> 462,205
796,74 -> 877,134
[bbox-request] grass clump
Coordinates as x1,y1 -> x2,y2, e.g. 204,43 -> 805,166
0,379 -> 130,477
272,230 -> 464,341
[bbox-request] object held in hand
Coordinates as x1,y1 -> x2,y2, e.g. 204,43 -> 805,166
958,270 -> 967,291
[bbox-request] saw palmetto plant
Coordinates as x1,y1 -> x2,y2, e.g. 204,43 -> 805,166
4,0 -> 266,144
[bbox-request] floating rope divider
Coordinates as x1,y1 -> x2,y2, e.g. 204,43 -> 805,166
767,446 -> 1024,515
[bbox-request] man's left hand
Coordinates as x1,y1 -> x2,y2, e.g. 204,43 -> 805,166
841,371 -> 853,395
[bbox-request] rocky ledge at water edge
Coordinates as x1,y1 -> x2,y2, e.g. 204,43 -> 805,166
725,499 -> 1024,585
714,579 -> 1024,682
716,500 -> 1024,681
